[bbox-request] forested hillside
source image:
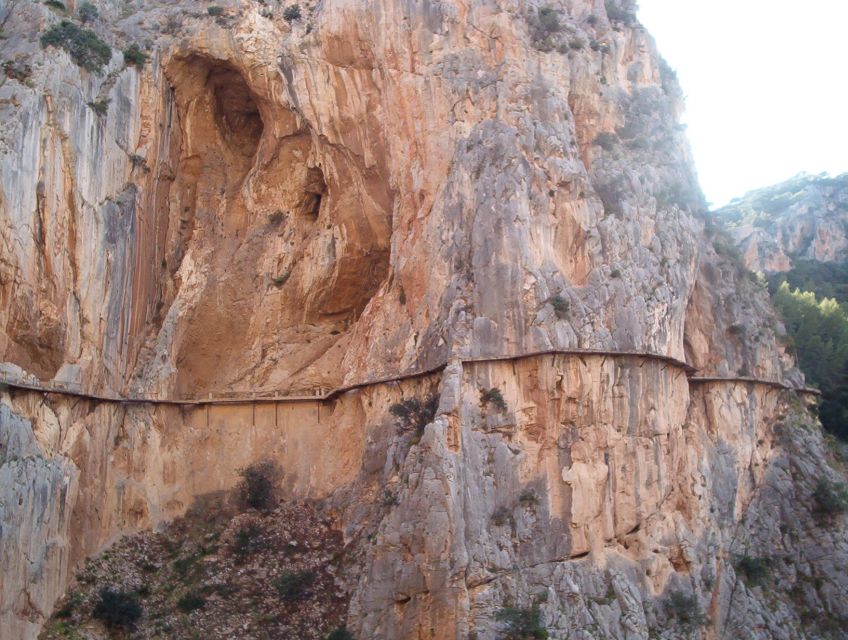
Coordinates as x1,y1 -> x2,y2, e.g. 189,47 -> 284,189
770,280 -> 848,440
717,174 -> 848,441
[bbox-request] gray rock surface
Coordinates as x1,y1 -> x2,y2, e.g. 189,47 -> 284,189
0,1 -> 843,638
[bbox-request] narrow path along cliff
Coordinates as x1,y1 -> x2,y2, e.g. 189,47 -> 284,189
0,0 -> 846,639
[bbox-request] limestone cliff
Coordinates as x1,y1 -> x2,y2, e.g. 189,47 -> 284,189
1,0 -> 846,638
716,173 -> 848,274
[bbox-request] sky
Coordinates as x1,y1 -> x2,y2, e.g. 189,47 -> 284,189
636,0 -> 848,207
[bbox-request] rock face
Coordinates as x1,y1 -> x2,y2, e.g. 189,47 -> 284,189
715,173 -> 848,273
0,0 -> 845,638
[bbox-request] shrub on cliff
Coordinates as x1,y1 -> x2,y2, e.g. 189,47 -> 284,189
734,555 -> 771,587
237,459 -> 281,511
91,588 -> 142,631
390,395 -> 438,442
78,1 -> 98,23
481,387 -> 507,412
667,589 -> 708,629
604,0 -> 637,24
87,99 -> 109,116
495,606 -> 549,639
549,295 -> 569,319
528,6 -> 563,51
41,20 -> 111,72
813,478 -> 848,521
537,7 -> 562,33
283,4 -> 302,21
44,0 -> 67,13
123,44 -> 148,69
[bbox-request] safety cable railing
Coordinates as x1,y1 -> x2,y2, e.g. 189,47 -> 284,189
0,348 -> 820,406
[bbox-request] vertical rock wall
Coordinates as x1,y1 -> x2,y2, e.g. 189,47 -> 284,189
0,0 -> 844,638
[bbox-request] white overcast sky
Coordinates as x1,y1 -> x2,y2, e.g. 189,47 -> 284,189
637,0 -> 848,206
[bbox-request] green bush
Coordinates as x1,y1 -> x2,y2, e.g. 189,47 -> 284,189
605,0 -> 637,24
176,592 -> 206,613
283,4 -> 302,21
594,132 -> 618,150
495,606 -> 549,639
537,7 -> 562,33
274,570 -> 315,600
237,459 -> 280,511
667,589 -> 708,629
130,154 -> 147,170
88,99 -> 109,116
734,555 -> 770,587
813,478 -> 848,519
549,295 -> 569,319
326,626 -> 354,640
491,506 -> 513,527
389,395 -> 438,442
171,552 -> 202,582
91,588 -> 142,631
231,523 -> 263,560
78,1 -> 98,23
728,324 -> 745,336
519,489 -> 540,508
123,44 -> 148,69
207,6 -> 224,16
480,387 -> 507,412
55,592 -> 82,619
44,0 -> 67,13
41,20 -> 111,72
271,270 -> 291,287
267,210 -> 285,225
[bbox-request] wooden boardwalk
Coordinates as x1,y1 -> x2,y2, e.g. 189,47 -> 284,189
0,349 -> 820,406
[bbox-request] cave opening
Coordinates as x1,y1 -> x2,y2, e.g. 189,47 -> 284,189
209,65 -> 264,159
298,167 -> 327,219
136,55 -> 394,397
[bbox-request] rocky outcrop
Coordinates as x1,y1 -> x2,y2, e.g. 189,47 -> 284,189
0,0 -> 845,638
715,173 -> 848,273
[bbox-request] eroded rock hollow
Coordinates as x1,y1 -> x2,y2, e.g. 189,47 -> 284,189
0,1 -> 845,638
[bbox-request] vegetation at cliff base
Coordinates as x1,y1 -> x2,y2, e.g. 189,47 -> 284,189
237,459 -> 280,511
91,588 -> 142,631
41,468 -> 350,639
770,281 -> 848,440
274,570 -> 316,600
769,260 -> 848,305
40,20 -> 111,72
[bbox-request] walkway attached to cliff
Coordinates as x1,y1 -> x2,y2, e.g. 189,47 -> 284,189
0,348 -> 820,407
